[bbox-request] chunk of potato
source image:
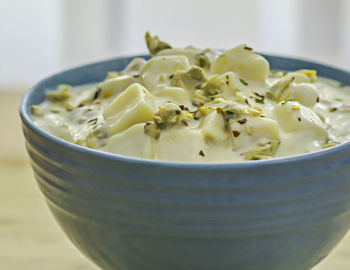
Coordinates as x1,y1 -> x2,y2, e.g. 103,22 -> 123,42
286,72 -> 310,83
157,48 -> 198,66
157,47 -> 214,70
42,118 -> 75,143
216,72 -> 245,98
268,72 -> 316,102
155,129 -> 206,162
250,117 -> 280,141
152,85 -> 190,105
63,86 -> 96,110
211,45 -> 270,82
296,69 -> 317,82
287,83 -> 318,107
273,101 -> 328,138
99,75 -> 135,98
201,111 -> 228,142
123,58 -> 147,76
140,55 -> 190,90
107,123 -> 153,159
230,116 -> 279,150
103,83 -> 156,135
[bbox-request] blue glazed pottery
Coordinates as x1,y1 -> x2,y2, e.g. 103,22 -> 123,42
20,54 -> 350,270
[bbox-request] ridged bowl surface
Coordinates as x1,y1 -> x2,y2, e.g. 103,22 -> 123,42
20,54 -> 350,270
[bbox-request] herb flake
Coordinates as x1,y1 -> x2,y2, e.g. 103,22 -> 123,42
255,97 -> 265,104
240,78 -> 248,86
281,99 -> 295,105
232,130 -> 241,137
88,118 -> 98,125
93,88 -> 101,100
244,46 -> 253,51
237,119 -> 247,124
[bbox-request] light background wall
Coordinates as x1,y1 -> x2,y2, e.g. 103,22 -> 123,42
0,0 -> 349,90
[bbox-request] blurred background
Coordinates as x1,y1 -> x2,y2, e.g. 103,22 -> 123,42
0,0 -> 349,91
0,0 -> 349,269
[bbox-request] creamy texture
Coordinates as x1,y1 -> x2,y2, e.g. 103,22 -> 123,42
31,33 -> 350,162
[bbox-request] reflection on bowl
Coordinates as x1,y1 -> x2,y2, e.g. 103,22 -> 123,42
20,55 -> 350,270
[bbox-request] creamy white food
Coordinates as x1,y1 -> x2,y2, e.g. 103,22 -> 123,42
31,32 -> 350,162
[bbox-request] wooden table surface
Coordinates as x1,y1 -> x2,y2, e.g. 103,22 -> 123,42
1,91 -> 349,269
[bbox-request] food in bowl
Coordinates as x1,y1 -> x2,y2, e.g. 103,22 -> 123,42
20,33 -> 350,270
31,32 -> 350,162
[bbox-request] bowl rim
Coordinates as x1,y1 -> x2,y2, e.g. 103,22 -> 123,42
20,53 -> 350,169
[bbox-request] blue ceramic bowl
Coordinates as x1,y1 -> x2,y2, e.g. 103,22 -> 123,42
20,54 -> 350,270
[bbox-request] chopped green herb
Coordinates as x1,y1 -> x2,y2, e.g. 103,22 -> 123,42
259,115 -> 266,118
250,156 -> 262,160
243,139 -> 280,160
270,71 -> 285,78
282,71 -> 289,76
239,78 -> 248,86
47,84 -> 71,101
281,99 -> 295,105
145,32 -> 172,56
31,105 -> 44,116
255,97 -> 265,104
221,105 -> 240,122
144,121 -> 160,139
235,88 -> 241,92
254,92 -> 264,99
267,76 -> 294,101
88,118 -> 98,125
195,51 -> 211,70
144,103 -> 185,139
201,76 -> 224,97
171,66 -> 206,90
335,98 -> 343,102
339,83 -> 346,88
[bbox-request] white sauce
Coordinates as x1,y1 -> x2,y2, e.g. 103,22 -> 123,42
31,34 -> 350,162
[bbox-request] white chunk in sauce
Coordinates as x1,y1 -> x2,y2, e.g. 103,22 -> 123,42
31,32 -> 350,162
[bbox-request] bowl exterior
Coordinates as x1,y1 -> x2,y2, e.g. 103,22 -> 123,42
21,55 -> 350,270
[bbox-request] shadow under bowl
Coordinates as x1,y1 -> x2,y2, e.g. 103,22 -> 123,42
20,54 -> 350,270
